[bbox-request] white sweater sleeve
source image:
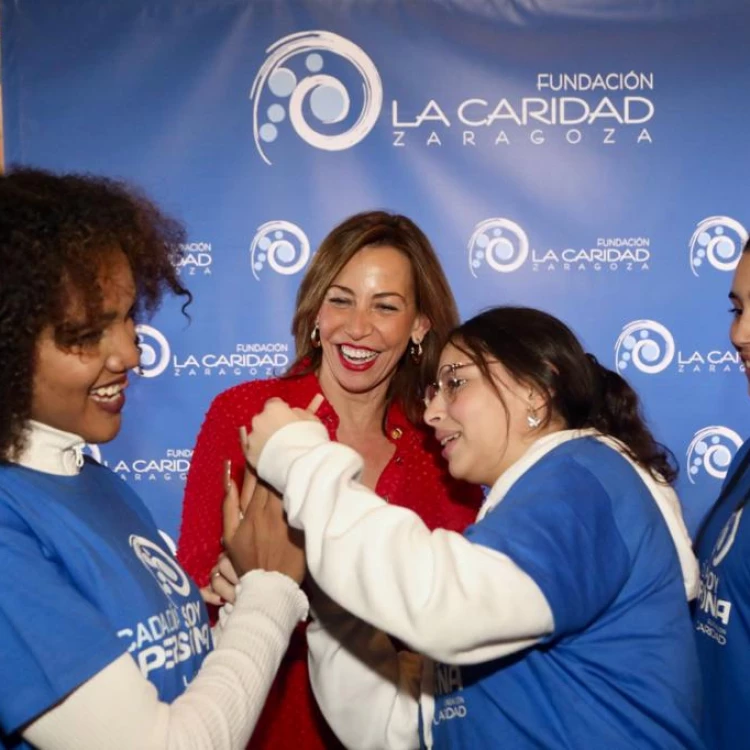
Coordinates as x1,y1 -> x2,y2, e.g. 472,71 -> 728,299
307,586 -> 421,750
23,570 -> 308,750
257,423 -> 554,665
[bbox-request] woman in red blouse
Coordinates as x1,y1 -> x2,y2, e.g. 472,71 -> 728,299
177,210 -> 482,749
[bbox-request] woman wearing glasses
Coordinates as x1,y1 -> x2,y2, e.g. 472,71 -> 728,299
238,306 -> 704,749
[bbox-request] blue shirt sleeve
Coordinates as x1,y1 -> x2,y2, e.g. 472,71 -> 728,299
0,497 -> 127,734
465,456 -> 631,638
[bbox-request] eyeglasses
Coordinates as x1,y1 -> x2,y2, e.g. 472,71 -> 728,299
423,362 -> 473,407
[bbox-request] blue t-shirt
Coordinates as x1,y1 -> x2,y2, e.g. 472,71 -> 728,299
428,438 -> 703,749
694,438 -> 750,749
0,458 -> 211,748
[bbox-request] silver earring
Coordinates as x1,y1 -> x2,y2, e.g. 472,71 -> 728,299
409,338 -> 423,364
526,410 -> 541,429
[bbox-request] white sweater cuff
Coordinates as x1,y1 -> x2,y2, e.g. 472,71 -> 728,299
234,569 -> 309,625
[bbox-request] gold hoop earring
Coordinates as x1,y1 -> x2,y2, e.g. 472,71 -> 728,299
310,323 -> 321,349
409,338 -> 423,364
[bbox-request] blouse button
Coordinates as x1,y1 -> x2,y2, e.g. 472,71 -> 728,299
390,427 -> 403,440
395,456 -> 404,465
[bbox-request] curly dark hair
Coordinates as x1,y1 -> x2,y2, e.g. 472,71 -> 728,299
0,167 -> 191,461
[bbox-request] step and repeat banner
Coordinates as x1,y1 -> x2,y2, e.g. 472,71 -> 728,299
3,0 -> 750,541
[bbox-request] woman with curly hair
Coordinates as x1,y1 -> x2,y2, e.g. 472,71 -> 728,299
0,168 -> 307,750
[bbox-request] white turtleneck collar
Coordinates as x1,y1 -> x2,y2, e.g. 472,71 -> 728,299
14,421 -> 87,476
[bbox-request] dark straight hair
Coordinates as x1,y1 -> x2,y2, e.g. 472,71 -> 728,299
449,306 -> 677,483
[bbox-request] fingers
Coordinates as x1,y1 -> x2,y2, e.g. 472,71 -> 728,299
205,554 -> 240,605
222,460 -> 242,544
240,394 -> 324,471
200,585 -> 222,607
307,393 -> 324,414
239,465 -> 258,515
217,552 -> 239,585
211,572 -> 237,604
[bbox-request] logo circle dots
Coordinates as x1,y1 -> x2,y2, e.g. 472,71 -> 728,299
249,221 -> 311,280
614,320 -> 675,375
689,216 -> 748,276
467,219 -> 529,276
251,31 -> 383,165
134,324 -> 170,378
130,535 -> 191,597
686,426 -> 742,485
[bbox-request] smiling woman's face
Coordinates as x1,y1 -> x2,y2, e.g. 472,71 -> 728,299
30,252 -> 140,443
316,244 -> 429,399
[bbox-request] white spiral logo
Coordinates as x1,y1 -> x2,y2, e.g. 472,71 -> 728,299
467,218 -> 530,276
686,426 -> 743,485
250,31 -> 383,165
249,221 -> 311,280
711,509 -> 744,567
130,534 -> 191,597
614,319 -> 675,374
689,216 -> 748,276
135,324 -> 171,379
158,529 -> 178,556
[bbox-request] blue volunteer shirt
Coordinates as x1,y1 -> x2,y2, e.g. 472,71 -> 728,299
0,458 -> 211,748
428,438 -> 703,749
694,438 -> 750,750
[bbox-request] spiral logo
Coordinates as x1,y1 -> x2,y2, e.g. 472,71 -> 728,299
614,320 -> 675,374
250,31 -> 383,165
686,426 -> 743,485
249,221 -> 311,280
689,216 -> 748,276
158,529 -> 178,556
711,509 -> 744,567
467,218 -> 529,277
135,324 -> 171,379
130,534 -> 191,597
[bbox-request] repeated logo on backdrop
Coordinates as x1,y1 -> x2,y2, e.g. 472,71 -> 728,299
135,324 -> 172,379
251,32 -> 657,163
614,320 -> 741,375
111,449 -> 193,483
176,242 -> 213,277
249,220 -> 311,280
467,218 -> 651,276
614,320 -> 675,374
393,71 -> 655,150
685,426 -> 743,485
689,217 -> 748,277
135,324 -> 289,380
467,219 -> 529,275
250,31 -> 383,165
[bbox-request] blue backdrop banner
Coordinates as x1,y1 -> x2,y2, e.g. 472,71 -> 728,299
3,0 -> 750,542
